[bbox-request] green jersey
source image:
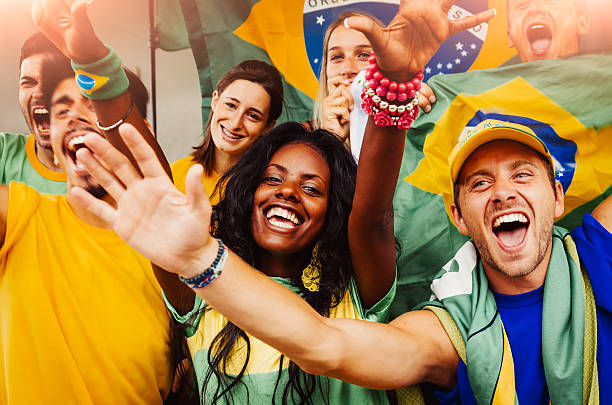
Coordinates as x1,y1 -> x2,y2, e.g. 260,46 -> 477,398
0,133 -> 66,194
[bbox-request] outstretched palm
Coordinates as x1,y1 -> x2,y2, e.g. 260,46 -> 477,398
71,125 -> 215,277
348,0 -> 495,77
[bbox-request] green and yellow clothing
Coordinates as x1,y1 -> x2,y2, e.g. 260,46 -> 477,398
0,133 -> 66,194
166,277 -> 395,404
171,156 -> 221,205
0,182 -> 172,404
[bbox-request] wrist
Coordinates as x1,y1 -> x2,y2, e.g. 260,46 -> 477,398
361,52 -> 422,130
378,69 -> 414,84
72,40 -> 109,65
71,45 -> 129,100
179,238 -> 221,279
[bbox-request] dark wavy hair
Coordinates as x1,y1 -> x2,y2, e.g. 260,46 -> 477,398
202,122 -> 357,404
192,60 -> 285,175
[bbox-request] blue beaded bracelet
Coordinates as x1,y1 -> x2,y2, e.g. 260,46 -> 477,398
179,239 -> 227,289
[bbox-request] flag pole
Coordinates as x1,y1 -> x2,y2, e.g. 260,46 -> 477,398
148,0 -> 158,136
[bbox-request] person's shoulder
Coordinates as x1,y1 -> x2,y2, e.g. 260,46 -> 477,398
0,132 -> 27,141
0,132 -> 27,147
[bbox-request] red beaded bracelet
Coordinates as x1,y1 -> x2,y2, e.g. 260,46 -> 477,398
361,52 -> 423,129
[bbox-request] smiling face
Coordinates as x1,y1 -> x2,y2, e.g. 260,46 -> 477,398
210,79 -> 272,161
507,0 -> 590,62
251,143 -> 331,256
325,26 -> 372,95
19,53 -> 53,149
50,78 -> 106,197
451,140 -> 564,284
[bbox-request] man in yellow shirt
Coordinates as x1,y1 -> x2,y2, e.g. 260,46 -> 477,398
0,64 -> 173,403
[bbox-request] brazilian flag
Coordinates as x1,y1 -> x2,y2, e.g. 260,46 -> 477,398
392,52 -> 612,316
156,0 -> 314,125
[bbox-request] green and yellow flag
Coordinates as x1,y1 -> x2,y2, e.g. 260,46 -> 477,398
392,53 -> 612,316
156,0 -> 315,125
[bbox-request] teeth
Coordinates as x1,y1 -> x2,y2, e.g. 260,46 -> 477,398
530,24 -> 545,30
33,107 -> 48,115
493,213 -> 528,228
221,126 -> 243,139
265,207 -> 300,225
68,136 -> 86,151
268,218 -> 296,229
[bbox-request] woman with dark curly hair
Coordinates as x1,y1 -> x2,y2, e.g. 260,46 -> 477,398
154,120 -> 397,404
75,115 -> 400,404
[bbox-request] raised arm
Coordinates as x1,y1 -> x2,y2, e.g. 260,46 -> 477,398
32,0 -> 170,175
345,1 -> 495,306
71,122 -> 459,390
32,0 -> 195,311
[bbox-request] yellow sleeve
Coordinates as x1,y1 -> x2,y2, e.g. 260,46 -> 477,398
0,182 -> 40,269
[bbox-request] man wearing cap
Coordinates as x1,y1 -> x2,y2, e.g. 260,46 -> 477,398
119,117 -> 607,403
70,116 -> 612,403
65,0 -> 611,402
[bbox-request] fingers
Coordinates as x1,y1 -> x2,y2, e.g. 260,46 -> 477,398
338,86 -> 354,111
71,186 -> 118,225
31,0 -> 45,26
185,164 -> 212,216
81,132 -> 142,188
419,83 -> 436,104
326,85 -> 354,108
118,123 -> 168,179
450,8 -> 496,35
417,83 -> 437,113
345,15 -> 388,58
327,76 -> 352,89
71,0 -> 95,35
75,146 -> 127,201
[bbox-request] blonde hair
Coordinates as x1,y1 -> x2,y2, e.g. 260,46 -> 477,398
312,11 -> 384,128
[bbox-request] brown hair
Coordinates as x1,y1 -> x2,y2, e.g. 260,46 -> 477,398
312,11 -> 384,128
191,60 -> 284,174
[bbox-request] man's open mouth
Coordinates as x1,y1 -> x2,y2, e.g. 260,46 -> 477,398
492,212 -> 529,248
264,206 -> 304,230
32,107 -> 50,135
63,133 -> 92,166
526,23 -> 553,56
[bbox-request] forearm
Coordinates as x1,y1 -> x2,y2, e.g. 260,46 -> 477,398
351,120 -> 405,222
350,61 -> 417,225
191,248 -> 438,389
92,93 -> 172,177
151,263 -> 196,315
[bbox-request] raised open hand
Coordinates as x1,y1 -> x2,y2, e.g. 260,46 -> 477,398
71,124 -> 216,278
32,0 -> 107,63
347,0 -> 495,79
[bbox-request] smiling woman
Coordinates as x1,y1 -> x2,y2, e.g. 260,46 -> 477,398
170,60 -> 284,204
181,123 -> 376,404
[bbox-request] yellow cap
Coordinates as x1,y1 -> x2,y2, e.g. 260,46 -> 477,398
448,119 -> 554,184
445,119 -> 555,221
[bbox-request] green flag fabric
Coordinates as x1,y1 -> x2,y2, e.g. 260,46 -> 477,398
415,229 -> 598,404
392,53 -> 612,317
156,0 -> 313,126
